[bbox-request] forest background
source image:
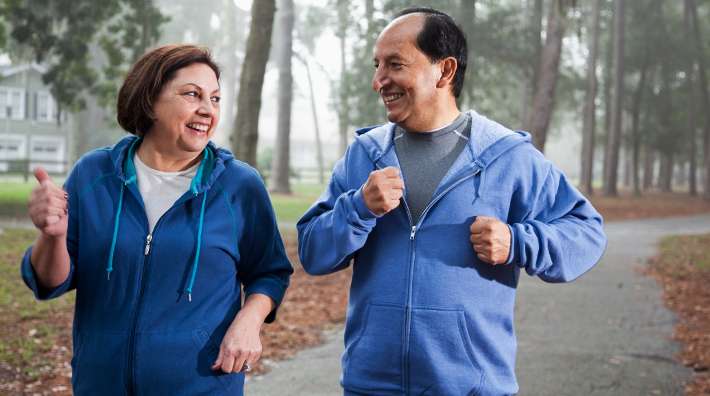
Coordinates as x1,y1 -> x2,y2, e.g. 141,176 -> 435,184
0,0 -> 708,199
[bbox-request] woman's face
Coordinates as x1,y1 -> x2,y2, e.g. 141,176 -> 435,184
147,63 -> 220,160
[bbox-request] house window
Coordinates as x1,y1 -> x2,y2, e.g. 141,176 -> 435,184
0,87 -> 26,119
36,91 -> 57,122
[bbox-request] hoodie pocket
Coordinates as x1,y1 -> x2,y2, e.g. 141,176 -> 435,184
408,306 -> 484,396
71,331 -> 128,395
342,302 -> 405,393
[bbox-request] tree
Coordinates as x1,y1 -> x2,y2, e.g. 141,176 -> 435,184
580,0 -> 602,194
602,0 -> 626,196
528,0 -> 575,152
231,0 -> 276,167
270,0 -> 295,194
684,0 -> 698,196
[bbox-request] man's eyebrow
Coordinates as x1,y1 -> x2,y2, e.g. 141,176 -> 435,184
372,53 -> 405,63
180,83 -> 221,94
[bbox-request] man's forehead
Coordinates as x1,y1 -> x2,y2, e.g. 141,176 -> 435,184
374,13 -> 425,59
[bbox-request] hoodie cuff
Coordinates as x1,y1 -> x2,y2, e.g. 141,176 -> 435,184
352,188 -> 381,221
21,246 -> 74,300
244,277 -> 288,323
505,224 -> 518,266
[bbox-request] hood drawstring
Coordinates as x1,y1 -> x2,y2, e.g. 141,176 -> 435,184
186,191 -> 207,301
477,168 -> 486,198
107,182 -> 126,280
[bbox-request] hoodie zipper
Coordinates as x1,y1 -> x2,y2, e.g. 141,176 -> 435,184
126,232 -> 153,396
401,168 -> 480,394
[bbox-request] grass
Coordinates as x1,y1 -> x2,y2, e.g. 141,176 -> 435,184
657,233 -> 710,272
0,228 -> 75,373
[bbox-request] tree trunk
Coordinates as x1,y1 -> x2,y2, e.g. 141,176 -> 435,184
687,0 -> 710,200
684,0 -> 697,196
459,0 -> 476,108
532,0 -> 544,91
602,0 -> 626,196
658,153 -> 672,192
336,0 -> 349,156
221,0 -> 239,141
528,0 -> 574,152
518,0 -> 533,130
630,62 -> 648,197
303,57 -> 325,184
270,0 -> 294,194
580,0 -> 601,194
231,0 -> 276,167
643,145 -> 655,190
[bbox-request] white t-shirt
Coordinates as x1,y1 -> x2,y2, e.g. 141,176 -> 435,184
133,152 -> 200,233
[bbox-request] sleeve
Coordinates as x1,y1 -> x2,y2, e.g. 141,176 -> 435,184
506,164 -> 607,283
296,147 -> 381,276
21,159 -> 81,300
236,169 -> 294,323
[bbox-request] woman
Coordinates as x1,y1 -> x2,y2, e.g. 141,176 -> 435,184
23,44 -> 293,395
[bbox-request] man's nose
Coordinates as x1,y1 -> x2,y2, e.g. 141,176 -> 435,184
372,69 -> 390,92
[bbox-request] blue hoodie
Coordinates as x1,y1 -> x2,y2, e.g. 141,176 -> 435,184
297,110 -> 607,396
22,135 -> 293,395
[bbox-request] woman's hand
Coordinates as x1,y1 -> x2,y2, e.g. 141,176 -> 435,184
211,293 -> 275,373
28,167 -> 69,237
28,167 -> 72,291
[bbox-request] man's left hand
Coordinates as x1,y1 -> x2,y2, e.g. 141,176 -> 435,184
469,216 -> 511,265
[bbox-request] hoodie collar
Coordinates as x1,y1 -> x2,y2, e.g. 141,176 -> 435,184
354,109 -> 531,170
110,135 -> 232,194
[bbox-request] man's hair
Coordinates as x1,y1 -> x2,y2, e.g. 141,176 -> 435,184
393,6 -> 468,98
117,44 -> 221,137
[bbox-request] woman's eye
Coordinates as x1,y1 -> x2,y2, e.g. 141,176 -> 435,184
212,96 -> 221,103
185,91 -> 199,98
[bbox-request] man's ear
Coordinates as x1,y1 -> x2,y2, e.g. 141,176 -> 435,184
436,57 -> 457,89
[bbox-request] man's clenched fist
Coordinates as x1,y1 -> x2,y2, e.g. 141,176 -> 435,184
362,167 -> 404,216
470,216 -> 511,265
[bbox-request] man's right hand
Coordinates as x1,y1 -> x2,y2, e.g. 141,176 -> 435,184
28,167 -> 69,237
362,166 -> 404,216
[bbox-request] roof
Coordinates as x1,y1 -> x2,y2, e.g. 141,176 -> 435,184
1,63 -> 47,78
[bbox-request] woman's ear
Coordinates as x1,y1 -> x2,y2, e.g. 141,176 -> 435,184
436,57 -> 457,89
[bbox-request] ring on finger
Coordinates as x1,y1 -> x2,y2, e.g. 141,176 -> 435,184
241,363 -> 252,372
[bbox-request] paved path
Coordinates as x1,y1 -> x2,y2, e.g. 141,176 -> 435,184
245,214 -> 710,396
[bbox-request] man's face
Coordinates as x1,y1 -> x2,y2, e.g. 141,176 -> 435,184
372,14 -> 442,132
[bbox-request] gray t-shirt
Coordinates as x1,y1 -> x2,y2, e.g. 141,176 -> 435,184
393,113 -> 471,224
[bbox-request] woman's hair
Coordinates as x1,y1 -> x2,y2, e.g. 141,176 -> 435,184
117,44 -> 221,137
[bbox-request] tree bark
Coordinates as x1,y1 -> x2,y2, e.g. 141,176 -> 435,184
231,0 -> 276,167
580,0 -> 601,194
643,145 -> 655,190
684,0 -> 697,196
602,0 -> 625,196
687,0 -> 710,200
518,0 -> 533,130
303,57 -> 325,184
630,62 -> 648,196
459,0 -> 477,108
528,0 -> 573,152
270,0 -> 294,194
658,153 -> 672,192
336,0 -> 349,156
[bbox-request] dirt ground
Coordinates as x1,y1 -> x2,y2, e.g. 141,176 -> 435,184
2,187 -> 710,394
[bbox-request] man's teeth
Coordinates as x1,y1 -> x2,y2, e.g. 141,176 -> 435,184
187,123 -> 209,132
383,94 -> 402,102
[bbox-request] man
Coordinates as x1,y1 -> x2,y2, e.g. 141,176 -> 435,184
297,6 -> 606,396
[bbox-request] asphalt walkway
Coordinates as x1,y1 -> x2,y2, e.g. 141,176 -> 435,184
244,214 -> 710,396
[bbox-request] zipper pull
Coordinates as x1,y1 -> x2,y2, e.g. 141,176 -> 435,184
144,234 -> 152,255
410,226 -> 416,240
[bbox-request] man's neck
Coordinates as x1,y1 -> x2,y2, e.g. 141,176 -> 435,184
398,102 -> 461,132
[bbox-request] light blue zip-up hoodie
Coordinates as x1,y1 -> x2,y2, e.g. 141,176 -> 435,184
297,110 -> 607,396
22,135 -> 293,395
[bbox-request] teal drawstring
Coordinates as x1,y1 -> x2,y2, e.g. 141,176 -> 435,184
107,183 -> 126,280
186,191 -> 207,301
